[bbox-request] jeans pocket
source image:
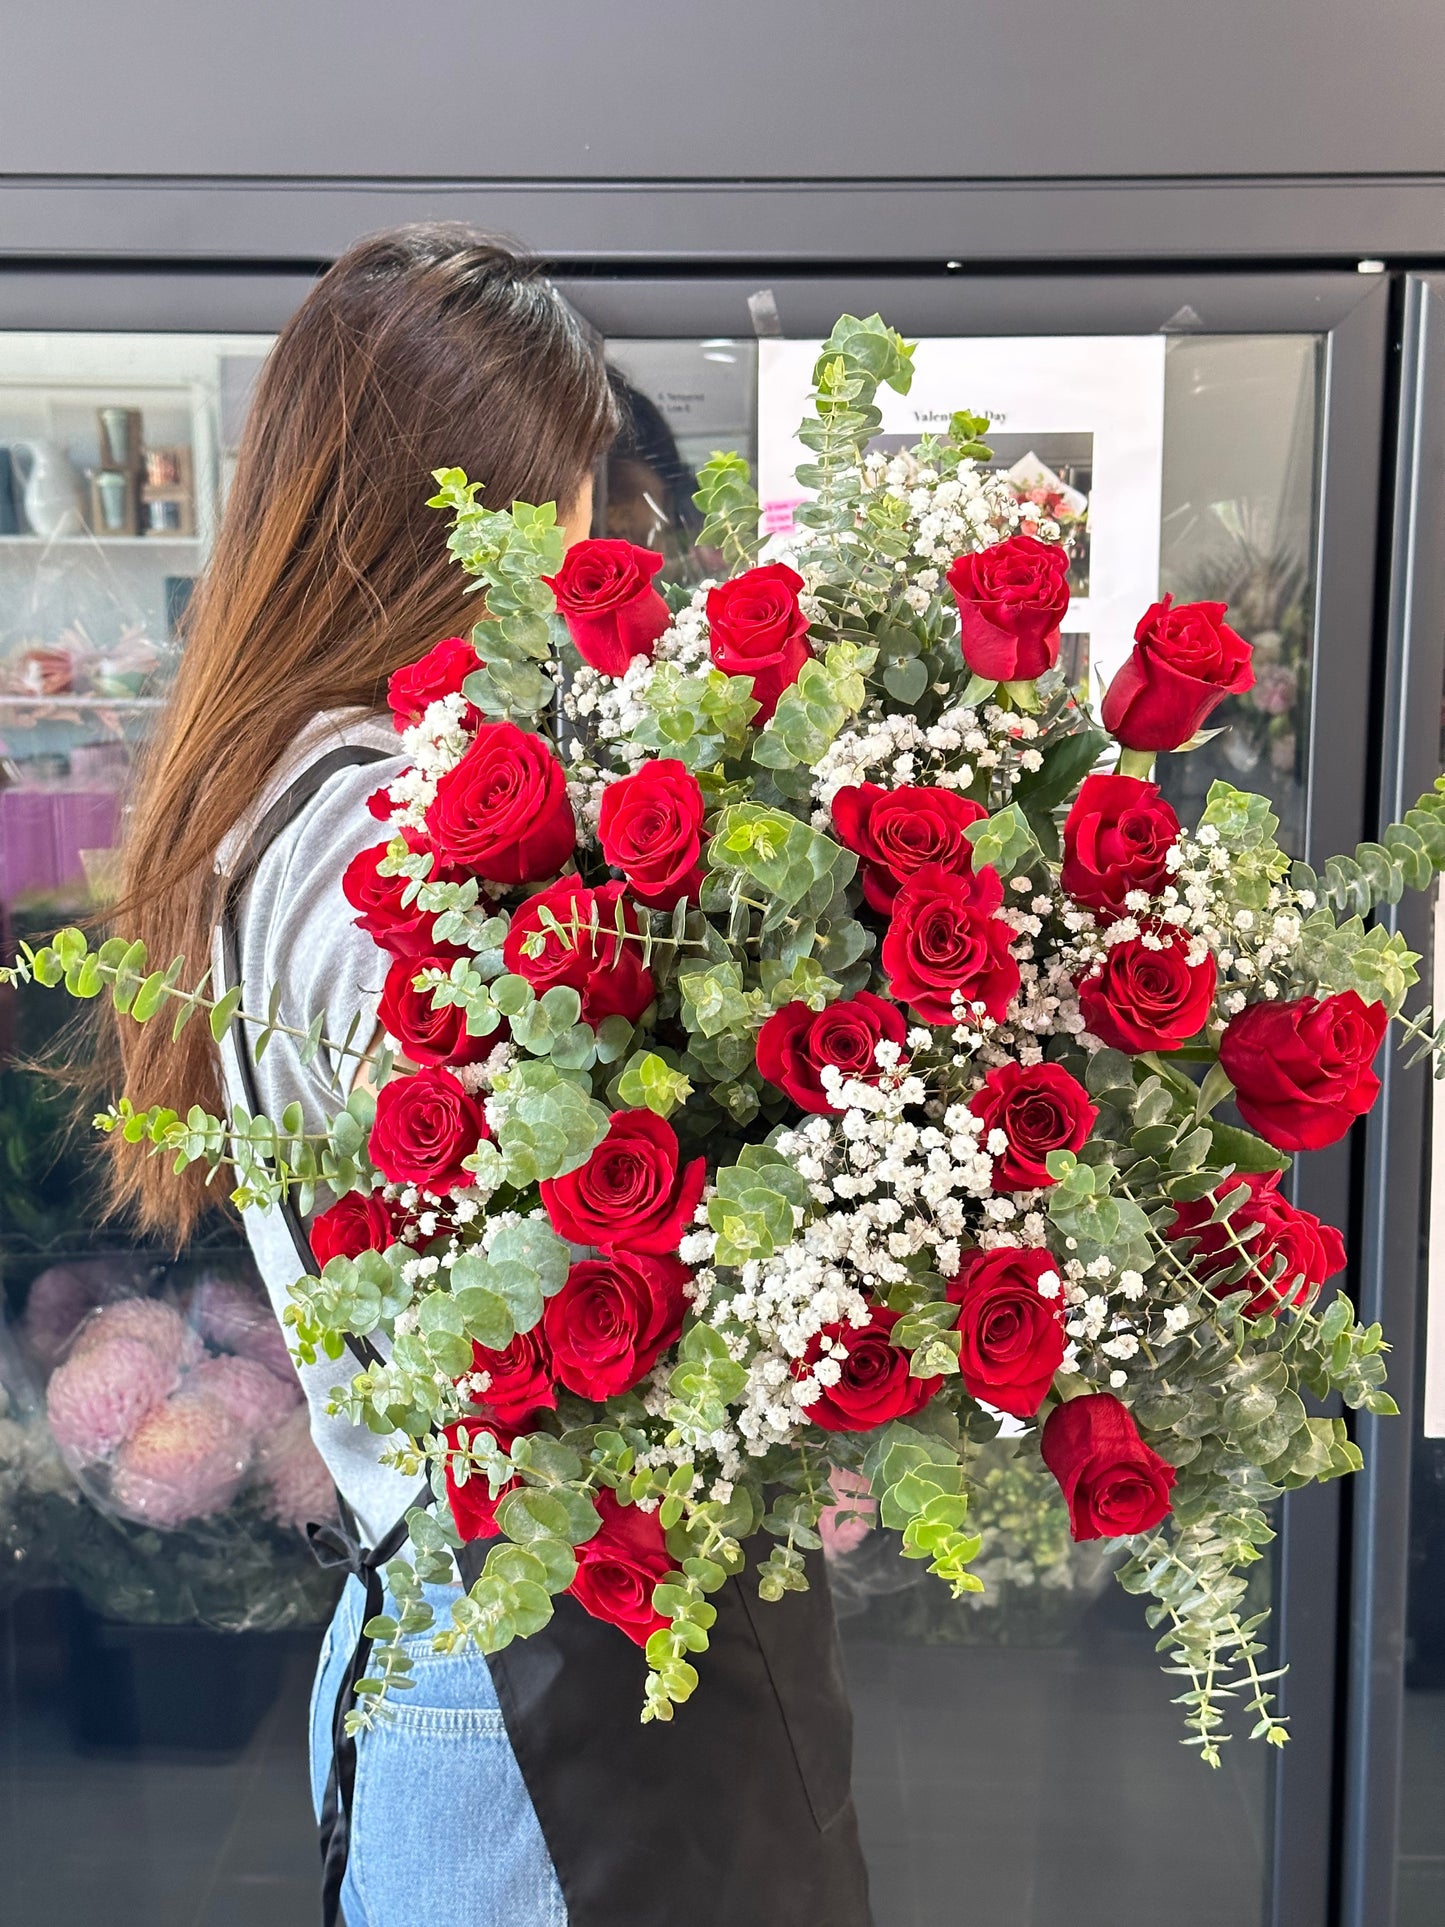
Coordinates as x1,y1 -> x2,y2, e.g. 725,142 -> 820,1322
350,1697 -> 564,1927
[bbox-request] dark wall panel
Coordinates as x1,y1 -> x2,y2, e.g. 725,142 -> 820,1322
2,0 -> 1444,183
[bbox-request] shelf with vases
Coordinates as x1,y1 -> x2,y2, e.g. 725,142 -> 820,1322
0,693 -> 168,713
0,534 -> 203,549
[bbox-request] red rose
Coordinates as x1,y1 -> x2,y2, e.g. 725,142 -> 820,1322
1169,1171 -> 1346,1318
1040,1393 -> 1177,1541
367,1066 -> 488,1193
377,950 -> 497,1067
425,720 -> 575,885
308,1191 -> 397,1270
755,992 -> 908,1115
880,862 -> 1019,1026
568,1487 -> 673,1646
540,1109 -> 706,1254
543,539 -> 670,678
341,840 -> 442,957
794,1304 -> 940,1432
946,1245 -> 1066,1419
502,877 -> 655,1027
946,534 -> 1071,683
1219,990 -> 1386,1151
596,759 -> 707,908
831,783 -> 989,913
387,636 -> 482,727
970,1060 -> 1098,1192
707,563 -> 812,724
463,1327 -> 557,1428
543,1250 -> 690,1400
1060,773 -> 1181,916
443,1417 -> 529,1543
1078,927 -> 1217,1055
1101,597 -> 1255,753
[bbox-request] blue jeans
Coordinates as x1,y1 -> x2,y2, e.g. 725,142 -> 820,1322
310,1576 -> 568,1927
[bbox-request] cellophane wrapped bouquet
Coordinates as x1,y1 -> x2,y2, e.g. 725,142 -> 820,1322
10,316 -> 1445,1759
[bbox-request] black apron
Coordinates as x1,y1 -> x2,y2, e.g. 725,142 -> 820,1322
218,743 -> 873,1927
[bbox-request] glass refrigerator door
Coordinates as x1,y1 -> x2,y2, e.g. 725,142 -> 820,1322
607,283 -> 1381,1927
0,329 -> 350,1926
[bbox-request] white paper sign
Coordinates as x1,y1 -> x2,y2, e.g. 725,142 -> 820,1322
1426,881 -> 1445,1435
757,335 -> 1167,696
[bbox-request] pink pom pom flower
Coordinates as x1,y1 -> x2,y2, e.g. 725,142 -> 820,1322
46,1337 -> 177,1463
111,1392 -> 251,1528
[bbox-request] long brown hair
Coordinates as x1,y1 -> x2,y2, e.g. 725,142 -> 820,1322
111,225 -> 617,1238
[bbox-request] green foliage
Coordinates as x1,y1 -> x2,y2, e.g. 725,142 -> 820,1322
428,470 -> 564,723
751,642 -> 877,771
615,1050 -> 694,1117
1293,772 -> 1445,919
628,662 -> 757,768
702,804 -> 856,925
691,451 -> 762,570
475,1058 -> 612,1190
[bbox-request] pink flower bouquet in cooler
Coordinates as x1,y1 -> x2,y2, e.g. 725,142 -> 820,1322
9,315 -> 1445,1758
28,1261 -> 334,1534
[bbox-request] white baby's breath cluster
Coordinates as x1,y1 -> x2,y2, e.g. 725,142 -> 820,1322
859,448 -> 1036,569
560,585 -> 714,761
373,691 -> 475,831
809,701 -> 1040,811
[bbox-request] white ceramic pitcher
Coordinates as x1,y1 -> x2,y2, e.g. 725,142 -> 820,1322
10,440 -> 85,538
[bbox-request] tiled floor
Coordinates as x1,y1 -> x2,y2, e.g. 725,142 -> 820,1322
2,1585 -> 1440,1926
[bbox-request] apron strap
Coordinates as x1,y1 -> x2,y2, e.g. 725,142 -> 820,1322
215,742 -> 392,1371
308,1494 -> 428,1927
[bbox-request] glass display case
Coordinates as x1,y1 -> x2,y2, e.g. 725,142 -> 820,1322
0,272 -> 1400,1926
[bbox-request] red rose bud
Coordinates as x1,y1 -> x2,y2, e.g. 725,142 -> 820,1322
946,1246 -> 1067,1419
831,783 -> 988,913
543,1250 -> 690,1400
1078,926 -> 1217,1055
341,841 -> 440,957
308,1190 -> 398,1270
567,1487 -> 673,1646
443,1416 -> 531,1543
946,533 -> 1071,683
1170,1171 -> 1346,1318
502,877 -> 655,1028
425,720 -> 575,886
881,862 -> 1020,1027
707,562 -> 813,724
377,950 -> 497,1068
793,1304 -> 941,1432
596,759 -> 707,908
755,992 -> 908,1115
543,539 -> 670,678
461,1327 -> 557,1428
386,635 -> 482,728
1041,1393 -> 1177,1540
367,1066 -> 489,1193
1101,597 -> 1254,753
1219,989 -> 1386,1151
969,1060 -> 1098,1193
1060,772 -> 1181,917
540,1109 -> 706,1255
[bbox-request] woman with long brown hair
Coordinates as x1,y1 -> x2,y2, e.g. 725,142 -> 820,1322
112,225 -> 870,1927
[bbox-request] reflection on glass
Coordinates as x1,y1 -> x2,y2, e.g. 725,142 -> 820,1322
1392,690 -> 1445,1926
600,340 -> 758,581
1156,337 -> 1321,854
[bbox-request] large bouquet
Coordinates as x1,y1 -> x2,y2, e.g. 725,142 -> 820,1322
10,317 -> 1445,1762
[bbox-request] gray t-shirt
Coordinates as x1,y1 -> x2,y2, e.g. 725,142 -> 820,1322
212,708 -> 418,1543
